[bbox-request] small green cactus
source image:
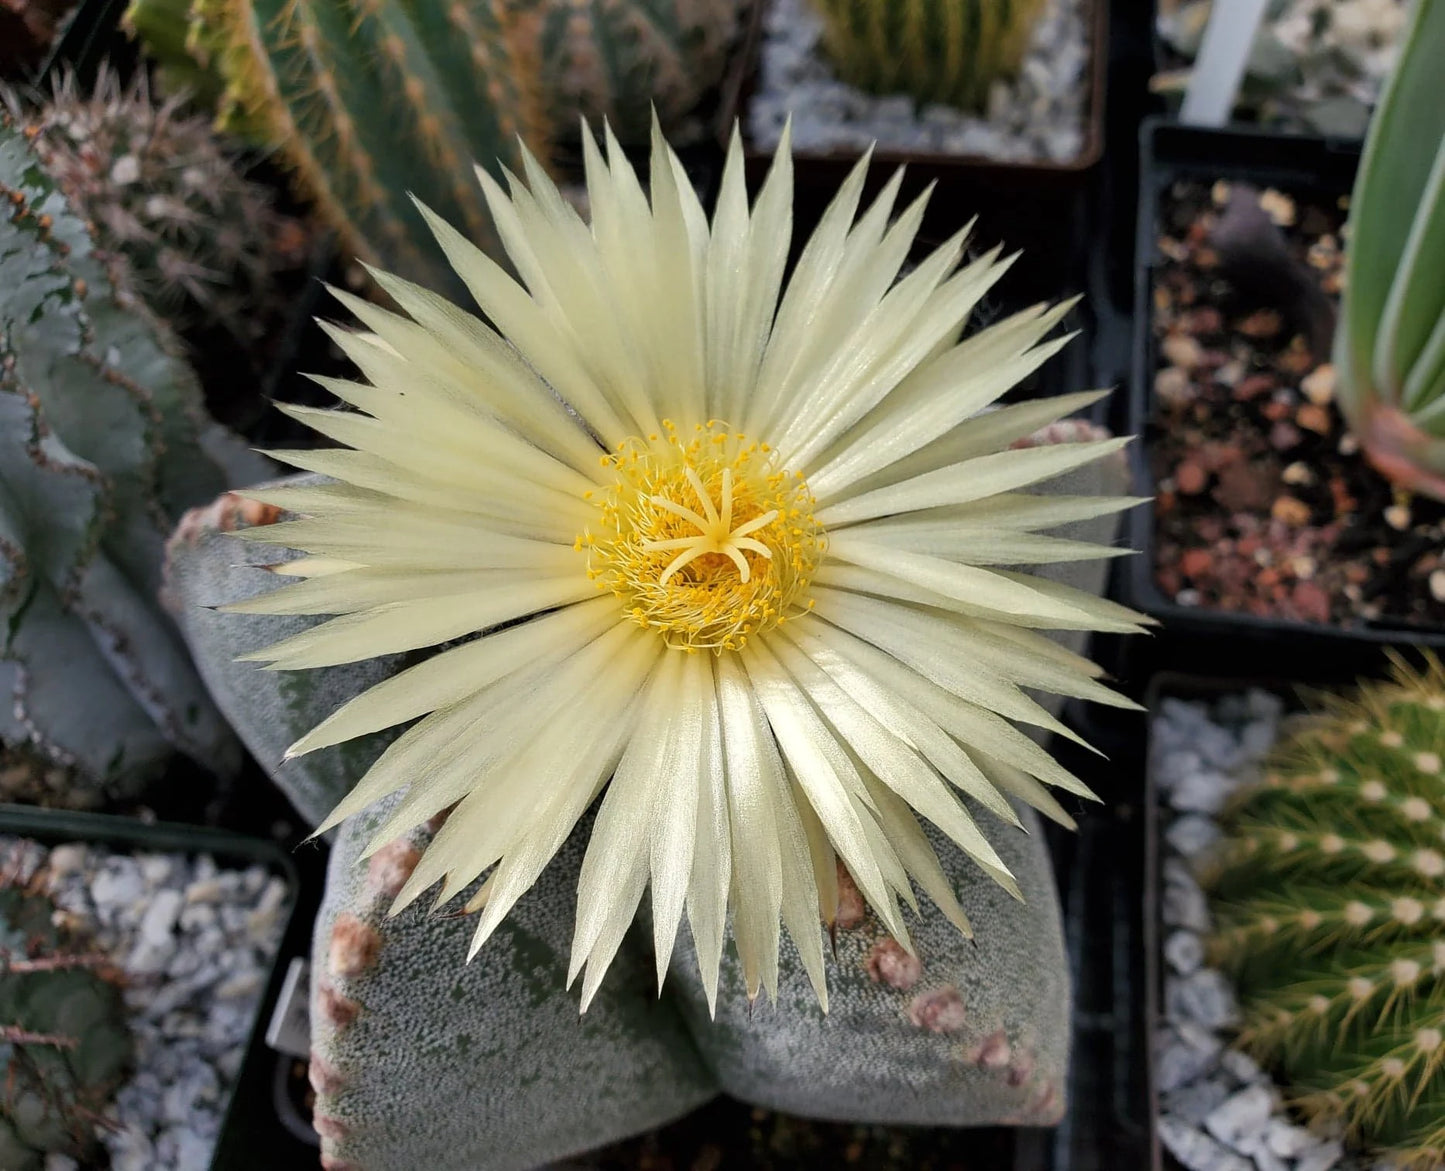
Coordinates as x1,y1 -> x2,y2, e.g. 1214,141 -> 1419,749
2,67 -> 307,352
1208,653 -> 1445,1170
0,878 -> 132,1170
1,112 -> 262,801
805,0 -> 1045,112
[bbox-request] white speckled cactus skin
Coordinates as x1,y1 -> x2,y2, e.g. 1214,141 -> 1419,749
163,420 -> 1126,1167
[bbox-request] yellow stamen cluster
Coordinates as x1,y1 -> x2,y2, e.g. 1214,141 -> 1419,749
579,420 -> 824,651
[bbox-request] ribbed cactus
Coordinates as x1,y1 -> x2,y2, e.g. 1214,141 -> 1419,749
1,112 -> 261,802
123,0 -> 743,286
806,0 -> 1045,111
499,0 -> 740,143
0,880 -> 132,1170
2,67 -> 306,351
1207,653 -> 1445,1170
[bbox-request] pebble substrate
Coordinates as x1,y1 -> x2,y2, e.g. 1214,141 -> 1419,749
1151,694 -> 1389,1171
1,837 -> 288,1171
747,0 -> 1091,162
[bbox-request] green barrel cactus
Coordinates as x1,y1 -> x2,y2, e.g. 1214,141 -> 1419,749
806,0 -> 1045,112
189,0 -> 547,291
0,112 -> 266,802
499,0 -> 742,144
0,879 -> 132,1170
1208,653 -> 1445,1170
163,422 -> 1127,1169
2,66 -> 305,353
124,0 -> 745,286
1333,0 -> 1445,501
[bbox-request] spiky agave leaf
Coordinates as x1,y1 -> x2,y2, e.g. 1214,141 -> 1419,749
1333,0 -> 1445,500
229,120 -> 1145,1013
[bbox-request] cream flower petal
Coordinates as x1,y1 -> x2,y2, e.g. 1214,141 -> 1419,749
230,128 -> 1145,1013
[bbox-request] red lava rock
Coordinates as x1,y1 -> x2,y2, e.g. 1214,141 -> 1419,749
1269,421 -> 1303,451
1278,340 -> 1315,375
1237,309 -> 1282,338
1271,496 -> 1312,526
1180,549 -> 1212,578
834,862 -> 866,929
1213,462 -> 1280,513
1175,460 -> 1208,495
1199,441 -> 1241,472
1233,373 -> 1277,401
972,1029 -> 1012,1070
1182,307 -> 1223,334
329,914 -> 382,978
1290,580 -> 1331,623
367,839 -> 421,902
866,939 -> 922,990
907,985 -> 967,1033
317,981 -> 360,1028
1296,403 -> 1332,434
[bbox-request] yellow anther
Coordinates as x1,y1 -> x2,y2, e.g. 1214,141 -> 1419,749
581,422 -> 823,651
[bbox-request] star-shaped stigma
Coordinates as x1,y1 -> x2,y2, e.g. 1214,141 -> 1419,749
643,466 -> 779,585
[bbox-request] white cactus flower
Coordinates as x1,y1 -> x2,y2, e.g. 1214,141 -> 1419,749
229,124 -> 1144,1013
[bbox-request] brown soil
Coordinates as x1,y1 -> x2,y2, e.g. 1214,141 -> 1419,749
1147,178 -> 1445,631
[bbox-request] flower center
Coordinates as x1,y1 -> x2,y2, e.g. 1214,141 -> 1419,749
580,421 -> 824,651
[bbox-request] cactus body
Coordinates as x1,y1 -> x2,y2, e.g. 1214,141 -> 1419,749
161,424 -> 1125,1168
806,0 -> 1045,112
0,879 -> 132,1170
0,114 -> 259,801
502,0 -> 740,144
190,0 -> 547,290
1209,654 -> 1445,1169
3,68 -> 305,353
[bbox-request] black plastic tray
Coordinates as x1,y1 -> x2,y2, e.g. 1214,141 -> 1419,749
0,804 -> 312,1170
1119,118 -> 1445,657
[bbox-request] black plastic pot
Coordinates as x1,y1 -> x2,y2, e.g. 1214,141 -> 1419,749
1119,119 -> 1445,670
0,804 -> 323,1169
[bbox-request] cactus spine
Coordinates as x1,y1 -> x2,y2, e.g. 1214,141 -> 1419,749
1,112 -> 254,799
1207,653 -> 1445,1170
0,879 -> 131,1170
806,0 -> 1045,112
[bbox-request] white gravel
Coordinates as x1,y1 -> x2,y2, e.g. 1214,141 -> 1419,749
1,837 -> 289,1171
1149,694 -> 1389,1171
747,0 -> 1093,162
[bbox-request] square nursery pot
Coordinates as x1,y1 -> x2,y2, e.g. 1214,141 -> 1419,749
0,804 -> 309,1171
1149,0 -> 1400,141
1141,661 -> 1410,1171
1121,119 -> 1445,665
719,0 -> 1110,298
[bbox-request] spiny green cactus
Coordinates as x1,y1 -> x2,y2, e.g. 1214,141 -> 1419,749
163,0 -> 548,292
2,67 -> 307,350
1207,653 -> 1445,1171
1,112 -> 263,801
1333,0 -> 1445,501
498,0 -> 741,144
0,878 -> 132,1170
124,0 -> 743,286
806,0 -> 1045,112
